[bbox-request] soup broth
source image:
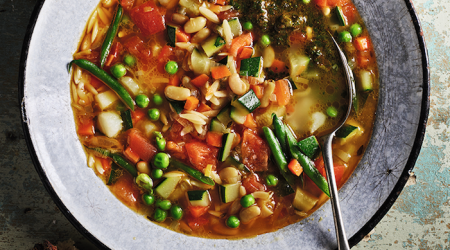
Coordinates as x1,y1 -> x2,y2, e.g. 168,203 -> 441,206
70,0 -> 378,239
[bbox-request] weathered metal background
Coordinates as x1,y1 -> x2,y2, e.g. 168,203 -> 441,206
0,0 -> 445,249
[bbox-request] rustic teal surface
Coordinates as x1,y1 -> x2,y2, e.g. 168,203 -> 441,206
0,0 -> 444,249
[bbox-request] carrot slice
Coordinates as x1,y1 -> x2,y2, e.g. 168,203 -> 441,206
168,74 -> 180,86
229,33 -> 253,57
196,103 -> 212,112
274,79 -> 291,106
77,118 -> 95,136
250,84 -> 264,99
191,74 -> 209,87
124,146 -> 140,164
243,114 -> 257,129
206,131 -> 223,147
314,0 -> 328,7
270,59 -> 286,73
100,157 -> 112,174
131,109 -> 146,125
354,36 -> 370,51
189,206 -> 209,218
216,0 -> 226,5
176,29 -> 190,42
239,46 -> 253,59
288,159 -> 303,176
184,96 -> 199,111
211,65 -> 231,79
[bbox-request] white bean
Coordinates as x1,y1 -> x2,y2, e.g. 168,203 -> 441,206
191,28 -> 211,44
184,17 -> 207,34
164,86 -> 191,101
262,46 -> 275,68
172,13 -> 189,25
137,161 -> 151,175
239,206 -> 261,224
219,167 -> 240,184
228,73 -> 249,95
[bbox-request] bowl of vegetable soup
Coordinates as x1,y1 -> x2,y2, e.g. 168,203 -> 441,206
20,0 -> 429,249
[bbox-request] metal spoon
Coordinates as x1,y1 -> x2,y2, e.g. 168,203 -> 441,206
320,33 -> 355,250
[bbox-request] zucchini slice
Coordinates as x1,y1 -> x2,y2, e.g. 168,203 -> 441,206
335,6 -> 348,26
188,190 -> 210,206
120,109 -> 133,130
240,57 -> 262,77
237,89 -> 261,112
292,186 -> 319,212
210,118 -> 227,133
155,176 -> 182,199
166,24 -> 177,47
230,106 -> 250,124
224,156 -> 250,172
297,136 -> 320,160
217,105 -> 233,126
202,35 -> 226,57
219,183 -> 240,203
218,133 -> 236,162
359,70 -> 373,92
167,98 -> 186,114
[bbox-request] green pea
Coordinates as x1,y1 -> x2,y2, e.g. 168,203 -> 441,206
240,194 -> 255,208
110,63 -> 127,79
152,168 -> 164,179
136,173 -> 153,191
170,205 -> 184,220
153,94 -> 163,106
154,131 -> 166,151
226,215 -> 240,228
123,54 -> 136,67
143,194 -> 155,205
165,61 -> 178,75
326,106 -> 338,118
265,174 -> 279,186
350,23 -> 363,37
261,34 -> 271,47
302,0 -> 311,3
243,21 -> 253,31
339,31 -> 352,43
135,94 -> 150,108
148,108 -> 160,121
154,208 -> 167,222
156,199 -> 172,210
153,152 -> 170,169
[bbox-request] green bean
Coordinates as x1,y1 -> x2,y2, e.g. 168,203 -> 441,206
100,5 -> 123,68
70,59 -> 135,111
170,159 -> 215,186
111,153 -> 138,177
272,113 -> 288,153
285,124 -> 330,197
262,127 -> 296,188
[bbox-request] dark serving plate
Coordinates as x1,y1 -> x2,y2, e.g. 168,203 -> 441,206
19,0 -> 429,249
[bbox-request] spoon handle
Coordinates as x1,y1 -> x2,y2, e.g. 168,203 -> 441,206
322,133 -> 351,250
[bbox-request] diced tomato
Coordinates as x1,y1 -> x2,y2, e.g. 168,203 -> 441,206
314,0 -> 328,7
186,213 -> 209,230
166,121 -> 191,142
130,1 -> 165,36
217,9 -> 239,20
120,0 -> 135,10
105,42 -> 122,67
342,4 -> 357,24
157,45 -> 175,73
206,131 -> 223,147
241,129 -> 270,171
123,36 -> 152,62
242,174 -> 266,193
131,108 -> 146,125
216,0 -> 226,5
77,118 -> 95,136
185,141 -> 219,172
326,0 -> 339,6
356,52 -> 371,68
111,173 -> 141,210
289,31 -> 307,45
188,205 -> 210,218
127,129 -> 157,162
124,146 -> 140,164
100,157 -> 112,174
74,50 -> 99,64
166,141 -> 187,160
89,75 -> 105,89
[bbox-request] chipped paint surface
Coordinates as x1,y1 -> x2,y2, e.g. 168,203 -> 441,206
355,0 -> 450,249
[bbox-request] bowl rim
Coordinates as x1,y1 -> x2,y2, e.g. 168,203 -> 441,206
18,0 -> 430,249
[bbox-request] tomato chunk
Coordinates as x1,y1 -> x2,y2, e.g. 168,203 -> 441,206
241,129 -> 269,171
242,174 -> 266,193
130,1 -> 165,36
127,129 -> 157,162
111,173 -> 141,210
188,205 -> 210,218
123,36 -> 152,62
120,0 -> 135,10
185,141 -> 219,172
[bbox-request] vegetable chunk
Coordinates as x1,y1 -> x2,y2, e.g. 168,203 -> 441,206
130,1 -> 165,36
127,129 -> 157,162
185,141 -> 219,172
241,129 -> 270,171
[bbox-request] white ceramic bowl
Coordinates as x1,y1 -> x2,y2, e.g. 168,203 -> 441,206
20,0 -> 429,249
